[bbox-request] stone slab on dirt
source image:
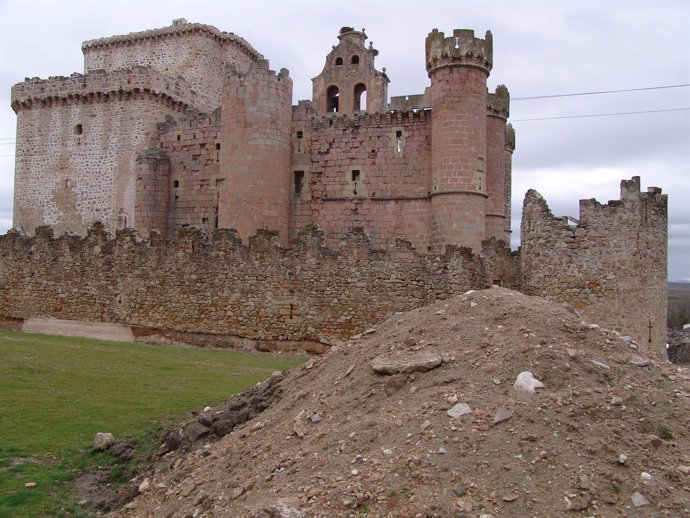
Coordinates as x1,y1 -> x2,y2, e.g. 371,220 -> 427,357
108,287 -> 690,518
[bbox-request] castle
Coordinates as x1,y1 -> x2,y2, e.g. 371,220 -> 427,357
10,19 -> 513,253
4,20 -> 668,356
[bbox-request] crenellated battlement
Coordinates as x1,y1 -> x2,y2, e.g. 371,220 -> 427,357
81,19 -> 262,62
425,28 -> 493,75
487,84 -> 510,119
10,67 -> 202,113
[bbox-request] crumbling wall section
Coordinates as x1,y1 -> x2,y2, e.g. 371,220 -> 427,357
520,177 -> 667,354
0,224 -> 487,346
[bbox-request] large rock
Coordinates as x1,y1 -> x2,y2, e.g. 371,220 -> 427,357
371,350 -> 443,375
93,432 -> 114,451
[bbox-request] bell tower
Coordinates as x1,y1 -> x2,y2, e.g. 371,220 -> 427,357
312,27 -> 389,115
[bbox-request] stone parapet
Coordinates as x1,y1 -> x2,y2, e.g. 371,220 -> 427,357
11,67 -> 203,113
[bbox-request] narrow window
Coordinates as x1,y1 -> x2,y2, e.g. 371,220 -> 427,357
327,85 -> 340,113
335,57 -> 343,66
215,143 -> 221,162
74,124 -> 83,135
454,36 -> 460,49
354,83 -> 367,112
215,143 -> 221,150
296,130 -> 303,153
173,180 -> 179,188
351,55 -> 360,65
396,130 -> 403,152
176,134 -> 181,141
294,171 -> 305,195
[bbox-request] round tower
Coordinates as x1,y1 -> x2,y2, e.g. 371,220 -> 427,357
218,59 -> 293,243
485,84 -> 510,242
426,28 -> 493,252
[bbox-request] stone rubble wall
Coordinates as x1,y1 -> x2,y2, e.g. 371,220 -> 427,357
520,177 -> 668,354
0,224 -> 503,348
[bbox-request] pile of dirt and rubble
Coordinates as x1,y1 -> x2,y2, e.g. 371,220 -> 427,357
105,287 -> 689,517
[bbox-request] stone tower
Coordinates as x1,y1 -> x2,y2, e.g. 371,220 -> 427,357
486,85 -> 513,242
218,60 -> 294,243
312,27 -> 389,115
426,28 -> 493,252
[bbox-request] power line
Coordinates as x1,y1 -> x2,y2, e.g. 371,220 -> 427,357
512,107 -> 690,122
513,83 -> 690,101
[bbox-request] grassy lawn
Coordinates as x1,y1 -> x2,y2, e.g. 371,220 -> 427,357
0,330 -> 307,517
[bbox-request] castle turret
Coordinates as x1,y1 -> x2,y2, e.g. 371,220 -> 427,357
485,84 -> 511,242
427,28 -> 493,252
312,27 -> 389,115
218,60 -> 293,243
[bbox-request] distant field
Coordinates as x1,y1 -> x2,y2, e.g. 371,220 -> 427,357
669,282 -> 690,330
0,330 -> 307,517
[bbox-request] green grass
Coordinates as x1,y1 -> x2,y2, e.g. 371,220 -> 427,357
0,330 -> 307,517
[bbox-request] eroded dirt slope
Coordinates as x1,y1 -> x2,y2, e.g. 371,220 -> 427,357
110,288 -> 690,518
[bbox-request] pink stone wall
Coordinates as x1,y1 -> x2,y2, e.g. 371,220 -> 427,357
219,61 -> 293,243
289,110 -> 433,251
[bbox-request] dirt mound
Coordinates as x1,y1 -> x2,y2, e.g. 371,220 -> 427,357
109,288 -> 690,517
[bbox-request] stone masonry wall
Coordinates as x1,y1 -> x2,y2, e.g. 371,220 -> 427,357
290,108 -> 433,251
0,224 -> 493,349
12,71 -> 191,236
520,177 -> 668,354
158,110 -> 222,234
82,21 -> 262,112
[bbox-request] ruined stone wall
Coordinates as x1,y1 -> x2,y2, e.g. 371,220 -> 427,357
290,109 -> 433,251
82,21 -> 262,112
0,225 -> 490,347
11,69 -> 192,236
520,177 -> 668,354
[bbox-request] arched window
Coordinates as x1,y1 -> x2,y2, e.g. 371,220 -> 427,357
327,85 -> 340,112
351,55 -> 360,65
354,83 -> 367,112
335,57 -> 343,66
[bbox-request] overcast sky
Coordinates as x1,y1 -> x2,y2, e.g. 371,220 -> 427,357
0,0 -> 688,280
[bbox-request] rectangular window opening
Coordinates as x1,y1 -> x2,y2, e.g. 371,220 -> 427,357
173,180 -> 179,188
74,124 -> 83,135
294,170 -> 305,195
351,169 -> 360,183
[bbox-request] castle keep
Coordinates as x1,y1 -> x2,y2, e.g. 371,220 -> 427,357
4,21 -> 668,356
11,20 -> 513,253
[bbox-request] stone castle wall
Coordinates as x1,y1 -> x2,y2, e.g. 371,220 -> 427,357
520,177 -> 668,354
0,224 -> 497,350
82,20 -> 262,111
158,110 -> 222,233
290,108 -> 433,251
11,69 -> 195,236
